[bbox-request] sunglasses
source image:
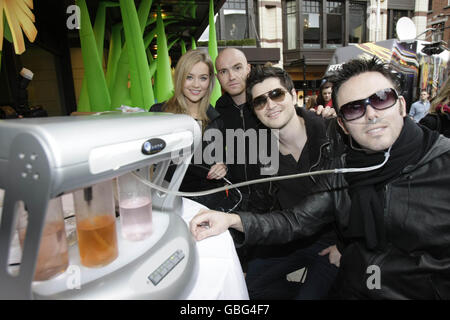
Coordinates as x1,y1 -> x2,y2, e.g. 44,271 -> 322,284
338,88 -> 399,121
252,88 -> 287,110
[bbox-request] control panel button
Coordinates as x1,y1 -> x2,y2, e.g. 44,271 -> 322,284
148,249 -> 184,286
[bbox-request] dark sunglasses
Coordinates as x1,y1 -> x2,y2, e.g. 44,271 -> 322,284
338,88 -> 399,121
252,88 -> 287,110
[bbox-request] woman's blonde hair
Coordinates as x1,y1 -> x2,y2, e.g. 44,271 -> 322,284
164,50 -> 215,130
430,77 -> 450,113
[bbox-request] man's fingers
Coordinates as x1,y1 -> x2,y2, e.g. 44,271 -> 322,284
207,164 -> 227,179
190,209 -> 209,231
194,227 -> 218,241
315,105 -> 324,115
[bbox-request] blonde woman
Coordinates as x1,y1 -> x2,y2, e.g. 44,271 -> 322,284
150,50 -> 230,209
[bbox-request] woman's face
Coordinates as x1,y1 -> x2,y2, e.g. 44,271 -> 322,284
322,87 -> 332,102
183,61 -> 211,105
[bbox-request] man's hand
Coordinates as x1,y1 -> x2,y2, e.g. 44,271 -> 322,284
190,209 -> 243,241
310,104 -> 337,118
207,163 -> 227,180
318,245 -> 341,267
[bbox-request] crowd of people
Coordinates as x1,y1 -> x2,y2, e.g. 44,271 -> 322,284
153,47 -> 450,300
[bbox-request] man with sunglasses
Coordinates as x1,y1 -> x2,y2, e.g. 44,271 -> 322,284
214,48 -> 334,212
191,57 -> 450,299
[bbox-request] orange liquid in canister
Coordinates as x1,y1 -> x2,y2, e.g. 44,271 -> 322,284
76,215 -> 118,268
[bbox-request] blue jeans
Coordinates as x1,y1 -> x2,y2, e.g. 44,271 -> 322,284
245,241 -> 339,300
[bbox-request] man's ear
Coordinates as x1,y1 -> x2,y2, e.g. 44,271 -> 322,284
245,63 -> 251,77
337,117 -> 350,135
398,96 -> 407,117
291,88 -> 298,106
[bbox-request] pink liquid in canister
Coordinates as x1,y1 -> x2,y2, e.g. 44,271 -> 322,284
119,197 -> 153,241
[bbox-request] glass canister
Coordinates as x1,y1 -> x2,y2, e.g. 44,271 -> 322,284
17,197 -> 69,281
117,170 -> 153,241
73,180 -> 118,268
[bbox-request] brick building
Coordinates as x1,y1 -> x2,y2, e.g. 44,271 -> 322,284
214,0 -> 447,93
427,0 -> 450,42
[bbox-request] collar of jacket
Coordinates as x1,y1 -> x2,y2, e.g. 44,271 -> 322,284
216,92 -> 249,111
296,107 -> 349,183
206,104 -> 221,122
295,106 -> 329,150
404,134 -> 450,173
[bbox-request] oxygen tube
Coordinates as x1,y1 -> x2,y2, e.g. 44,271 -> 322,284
132,146 -> 392,198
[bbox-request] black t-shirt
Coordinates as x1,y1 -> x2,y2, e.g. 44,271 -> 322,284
276,139 -> 317,208
249,108 -> 337,259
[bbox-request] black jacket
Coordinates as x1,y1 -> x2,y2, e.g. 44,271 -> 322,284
233,126 -> 450,299
215,93 -> 271,212
150,102 -> 225,192
215,92 -> 262,182
420,112 -> 450,138
244,108 -> 345,259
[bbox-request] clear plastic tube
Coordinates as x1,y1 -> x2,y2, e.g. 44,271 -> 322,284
132,147 -> 391,197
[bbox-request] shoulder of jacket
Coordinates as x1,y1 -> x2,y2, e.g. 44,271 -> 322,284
215,94 -> 232,109
206,105 -> 222,122
418,135 -> 450,167
149,102 -> 166,112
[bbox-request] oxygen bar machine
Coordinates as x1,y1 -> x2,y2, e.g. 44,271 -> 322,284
0,112 -> 201,299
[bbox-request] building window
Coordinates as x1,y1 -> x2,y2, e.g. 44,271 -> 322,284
326,0 -> 344,48
432,23 -> 444,42
349,1 -> 366,44
302,0 -> 321,48
223,0 -> 246,10
224,13 -> 247,40
286,0 -> 298,49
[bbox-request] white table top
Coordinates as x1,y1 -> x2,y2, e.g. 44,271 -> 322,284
181,198 -> 249,300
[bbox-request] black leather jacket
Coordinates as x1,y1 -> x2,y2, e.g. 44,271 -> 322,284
234,129 -> 450,299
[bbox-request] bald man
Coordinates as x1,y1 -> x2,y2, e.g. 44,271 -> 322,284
215,48 -> 271,213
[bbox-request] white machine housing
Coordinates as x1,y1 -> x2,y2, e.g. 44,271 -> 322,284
0,112 -> 202,299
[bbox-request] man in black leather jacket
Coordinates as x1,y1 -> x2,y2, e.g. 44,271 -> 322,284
191,57 -> 450,299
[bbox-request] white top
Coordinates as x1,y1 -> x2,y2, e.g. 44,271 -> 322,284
181,198 -> 249,300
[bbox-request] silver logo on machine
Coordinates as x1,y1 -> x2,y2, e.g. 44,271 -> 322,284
141,138 -> 166,155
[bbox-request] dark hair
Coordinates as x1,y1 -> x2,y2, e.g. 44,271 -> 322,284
329,57 -> 400,110
316,79 -> 333,106
246,65 -> 295,109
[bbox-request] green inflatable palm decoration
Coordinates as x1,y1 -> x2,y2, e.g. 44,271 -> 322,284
154,4 -> 174,103
76,0 -> 111,112
208,0 -> 221,107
